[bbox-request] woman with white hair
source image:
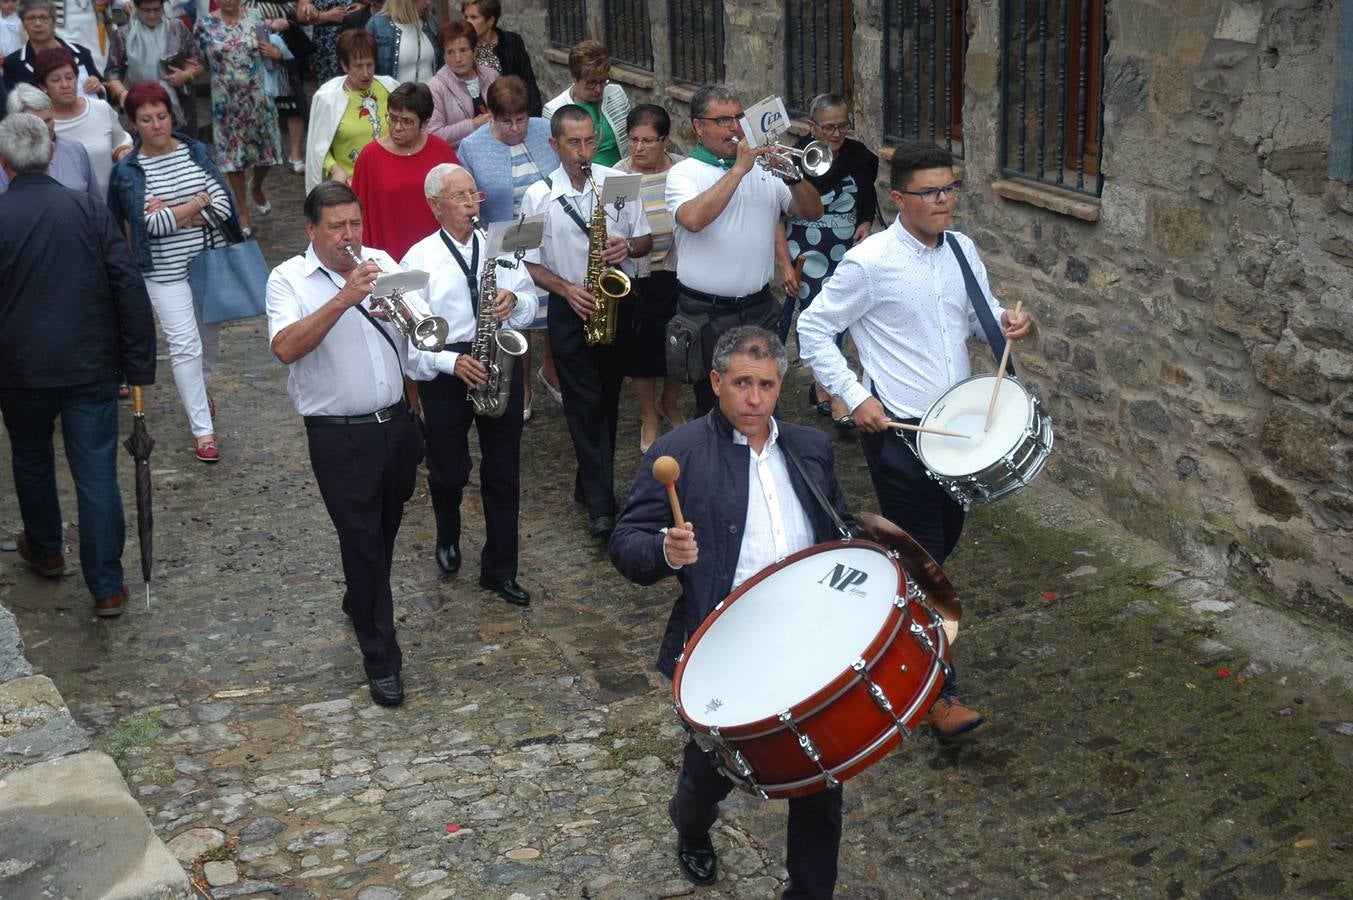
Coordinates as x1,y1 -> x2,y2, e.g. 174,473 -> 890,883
0,82 -> 97,194
366,0 -> 440,84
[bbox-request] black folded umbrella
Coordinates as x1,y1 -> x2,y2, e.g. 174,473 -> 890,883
122,386 -> 154,610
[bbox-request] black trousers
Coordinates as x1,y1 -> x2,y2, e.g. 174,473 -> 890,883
672,739 -> 843,899
859,417 -> 966,699
419,364 -> 525,581
306,412 -> 423,679
676,285 -> 782,417
547,292 -> 635,519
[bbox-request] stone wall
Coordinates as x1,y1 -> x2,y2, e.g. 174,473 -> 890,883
499,0 -> 1352,627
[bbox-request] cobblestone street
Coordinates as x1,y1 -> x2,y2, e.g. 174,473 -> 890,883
2,167 -> 1351,898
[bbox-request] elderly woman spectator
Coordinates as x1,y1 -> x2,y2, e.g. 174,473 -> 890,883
366,0 -> 439,83
616,104 -> 685,450
459,0 -> 539,116
0,82 -> 98,194
3,0 -> 103,95
104,0 -> 203,135
541,39 -> 628,166
351,81 -> 458,259
305,28 -> 397,192
36,48 -> 130,194
775,92 -> 879,428
254,0 -> 307,170
456,73 -> 557,412
195,0 -> 284,235
426,19 -> 494,148
107,83 -> 238,463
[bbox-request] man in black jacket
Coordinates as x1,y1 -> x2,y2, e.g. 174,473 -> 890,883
0,112 -> 156,618
611,326 -> 851,898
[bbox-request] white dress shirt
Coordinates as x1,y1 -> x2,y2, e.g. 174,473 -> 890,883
665,156 -> 791,296
729,420 -> 816,589
520,163 -> 651,286
266,244 -> 434,417
798,218 -> 1007,420
399,229 -> 539,382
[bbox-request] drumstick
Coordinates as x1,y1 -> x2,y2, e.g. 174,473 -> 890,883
985,300 -> 1023,432
885,421 -> 972,440
652,455 -> 685,528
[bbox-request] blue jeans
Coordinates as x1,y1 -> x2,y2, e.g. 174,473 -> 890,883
0,381 -> 126,598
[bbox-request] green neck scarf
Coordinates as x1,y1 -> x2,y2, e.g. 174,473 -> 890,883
690,143 -> 734,170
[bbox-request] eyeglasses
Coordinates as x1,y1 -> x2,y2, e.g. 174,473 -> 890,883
22,12 -> 53,20
628,136 -> 665,148
438,190 -> 487,205
695,115 -> 741,129
580,76 -> 609,89
386,113 -> 420,128
898,182 -> 963,204
494,116 -> 528,129
813,120 -> 852,134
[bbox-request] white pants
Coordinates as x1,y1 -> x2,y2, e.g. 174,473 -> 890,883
146,278 -> 220,439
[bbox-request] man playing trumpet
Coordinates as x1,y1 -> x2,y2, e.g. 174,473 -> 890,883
402,162 -> 539,606
521,104 -> 651,539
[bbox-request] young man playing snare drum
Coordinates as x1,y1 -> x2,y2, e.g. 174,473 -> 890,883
797,141 -> 1034,740
611,326 -> 854,896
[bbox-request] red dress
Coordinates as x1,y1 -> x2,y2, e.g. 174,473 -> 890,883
352,135 -> 460,261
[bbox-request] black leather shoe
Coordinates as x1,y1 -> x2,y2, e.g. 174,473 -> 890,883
480,576 -> 531,606
368,674 -> 405,706
435,543 -> 461,574
676,834 -> 717,886
589,515 -> 615,539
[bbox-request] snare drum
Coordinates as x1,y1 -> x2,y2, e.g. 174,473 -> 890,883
914,374 -> 1054,508
673,539 -> 951,799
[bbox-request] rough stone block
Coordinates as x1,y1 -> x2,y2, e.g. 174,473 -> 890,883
0,751 -> 192,898
1064,257 -> 1089,284
1215,2 -> 1263,43
1100,182 -> 1147,241
1247,471 -> 1302,519
0,712 -> 89,768
0,607 -> 33,685
1173,275 -> 1214,301
1260,401 -> 1340,481
1290,291 -> 1353,353
1128,399 -> 1173,434
1253,525 -> 1312,560
1310,490 -> 1353,530
1217,136 -> 1262,193
0,675 -> 67,741
1151,61 -> 1193,117
1159,360 -> 1195,388
1104,345 -> 1150,389
1251,331 -> 1330,402
1215,283 -> 1284,340
1150,199 -> 1212,255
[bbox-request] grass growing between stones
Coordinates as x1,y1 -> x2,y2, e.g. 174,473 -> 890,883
99,711 -> 166,778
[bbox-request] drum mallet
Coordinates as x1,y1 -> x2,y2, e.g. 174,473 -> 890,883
985,299 -> 1023,431
652,455 -> 685,528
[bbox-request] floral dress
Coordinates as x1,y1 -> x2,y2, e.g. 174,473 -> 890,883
311,0 -> 354,83
196,9 -> 284,172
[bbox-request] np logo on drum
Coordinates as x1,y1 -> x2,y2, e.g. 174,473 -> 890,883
819,563 -> 869,596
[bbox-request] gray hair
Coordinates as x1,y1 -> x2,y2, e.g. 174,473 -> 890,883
690,84 -> 741,121
18,0 -> 56,19
712,326 -> 788,378
808,93 -> 847,124
7,83 -> 53,116
0,113 -> 52,175
549,103 -> 593,139
423,162 -> 467,199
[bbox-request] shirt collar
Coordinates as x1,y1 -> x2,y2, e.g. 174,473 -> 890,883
304,244 -> 356,283
547,165 -> 590,200
731,417 -> 780,456
890,215 -> 945,258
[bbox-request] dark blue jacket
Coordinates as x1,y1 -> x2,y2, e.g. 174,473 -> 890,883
105,135 -> 238,273
610,409 -> 852,678
0,175 -> 155,388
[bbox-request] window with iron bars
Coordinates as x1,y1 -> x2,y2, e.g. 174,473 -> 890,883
549,0 -> 587,49
668,0 -> 725,84
784,1 -> 853,119
882,0 -> 967,156
999,0 -> 1107,196
605,0 -> 654,71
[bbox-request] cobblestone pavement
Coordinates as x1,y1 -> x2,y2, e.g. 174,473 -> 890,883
2,167 -> 1351,899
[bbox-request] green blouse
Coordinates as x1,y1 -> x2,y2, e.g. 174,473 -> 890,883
578,98 -> 620,167
325,82 -> 392,180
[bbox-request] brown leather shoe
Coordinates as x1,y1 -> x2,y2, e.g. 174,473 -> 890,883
928,696 -> 986,742
16,533 -> 65,577
94,584 -> 128,618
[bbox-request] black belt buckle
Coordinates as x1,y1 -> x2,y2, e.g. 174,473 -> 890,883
373,404 -> 400,424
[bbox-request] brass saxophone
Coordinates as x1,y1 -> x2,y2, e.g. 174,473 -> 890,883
467,218 -> 528,418
581,165 -> 631,346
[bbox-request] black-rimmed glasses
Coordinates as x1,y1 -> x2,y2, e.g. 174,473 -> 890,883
897,182 -> 962,204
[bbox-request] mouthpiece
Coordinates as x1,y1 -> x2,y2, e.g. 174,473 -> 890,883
342,245 -> 361,263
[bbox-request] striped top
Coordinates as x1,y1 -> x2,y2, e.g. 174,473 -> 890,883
141,144 -> 234,284
616,153 -> 683,278
508,140 -> 546,220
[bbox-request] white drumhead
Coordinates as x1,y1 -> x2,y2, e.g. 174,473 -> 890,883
917,376 -> 1033,476
678,544 -> 900,728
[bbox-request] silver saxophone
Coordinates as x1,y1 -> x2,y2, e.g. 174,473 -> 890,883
342,245 -> 449,352
467,218 -> 528,418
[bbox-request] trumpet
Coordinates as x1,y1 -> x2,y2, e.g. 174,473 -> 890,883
732,136 -> 834,182
343,245 -> 449,352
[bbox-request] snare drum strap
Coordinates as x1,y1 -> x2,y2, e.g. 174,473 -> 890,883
944,233 -> 1014,377
778,430 -> 853,540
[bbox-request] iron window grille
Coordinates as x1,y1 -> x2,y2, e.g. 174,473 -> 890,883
998,0 -> 1108,196
784,1 -> 853,119
605,0 -> 655,70
668,0 -> 726,84
883,0 -> 967,155
549,0 -> 587,49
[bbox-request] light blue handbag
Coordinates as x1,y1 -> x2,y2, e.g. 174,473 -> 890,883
189,207 -> 268,324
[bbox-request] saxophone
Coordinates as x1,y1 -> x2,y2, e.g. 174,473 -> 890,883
581,165 -> 631,346
467,218 -> 528,418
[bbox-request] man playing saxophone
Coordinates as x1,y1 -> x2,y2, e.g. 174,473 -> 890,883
402,162 -> 539,606
521,104 -> 652,540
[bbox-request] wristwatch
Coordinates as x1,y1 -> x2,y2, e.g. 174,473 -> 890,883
624,237 -> 636,257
